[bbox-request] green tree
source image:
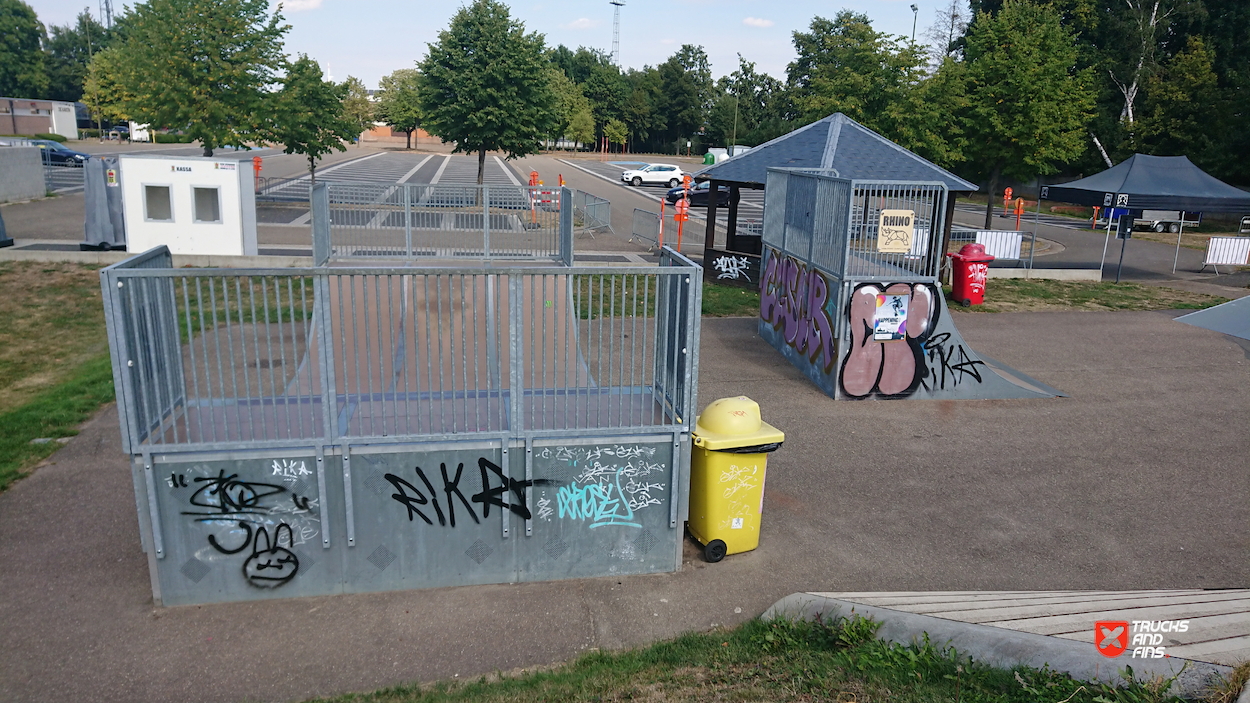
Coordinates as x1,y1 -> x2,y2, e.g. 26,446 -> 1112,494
107,0 -> 288,156
787,12 -> 921,129
707,55 -> 785,148
1138,36 -> 1219,162
82,46 -> 134,124
604,117 -> 627,152
566,106 -> 594,149
418,0 -> 556,184
547,66 -> 589,150
340,75 -> 373,147
374,68 -> 422,149
45,11 -> 112,102
0,0 -> 48,98
657,45 -> 712,151
963,0 -> 1094,228
270,55 -> 355,183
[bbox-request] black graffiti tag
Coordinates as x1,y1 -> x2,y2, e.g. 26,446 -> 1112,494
922,332 -> 987,390
242,523 -> 299,588
181,469 -> 286,520
385,457 -> 553,527
384,462 -> 480,527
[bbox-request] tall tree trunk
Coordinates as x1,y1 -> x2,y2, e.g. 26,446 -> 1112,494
477,148 -> 486,186
405,130 -> 412,149
309,155 -> 316,184
983,165 -> 1001,230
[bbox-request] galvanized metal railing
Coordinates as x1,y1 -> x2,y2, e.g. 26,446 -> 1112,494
311,182 -> 573,264
100,246 -> 702,455
763,169 -> 948,281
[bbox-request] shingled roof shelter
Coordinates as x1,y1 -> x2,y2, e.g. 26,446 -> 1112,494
696,113 -> 978,263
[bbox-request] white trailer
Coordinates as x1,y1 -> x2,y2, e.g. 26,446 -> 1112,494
1138,210 -> 1201,233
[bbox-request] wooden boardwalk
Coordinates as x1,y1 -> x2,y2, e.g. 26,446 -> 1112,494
810,590 -> 1250,665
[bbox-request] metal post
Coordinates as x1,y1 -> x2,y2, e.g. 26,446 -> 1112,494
1115,233 -> 1128,284
482,184 -> 490,258
1029,195 -> 1041,277
404,184 -> 412,258
1172,217 -> 1185,274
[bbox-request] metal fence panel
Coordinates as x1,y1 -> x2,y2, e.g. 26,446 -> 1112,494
312,183 -> 570,262
101,252 -> 701,453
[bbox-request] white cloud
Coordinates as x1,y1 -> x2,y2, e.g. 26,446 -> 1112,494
742,17 -> 774,28
282,0 -> 323,11
560,17 -> 600,30
660,38 -> 675,45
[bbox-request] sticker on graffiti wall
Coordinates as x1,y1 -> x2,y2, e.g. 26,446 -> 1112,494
841,282 -> 935,398
873,294 -> 909,341
876,210 -> 915,253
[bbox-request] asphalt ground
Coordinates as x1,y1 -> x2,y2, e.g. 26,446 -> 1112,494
1,309 -> 1247,703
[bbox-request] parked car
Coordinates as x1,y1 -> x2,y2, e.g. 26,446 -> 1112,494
665,180 -> 739,207
621,163 -> 684,187
30,140 -> 90,165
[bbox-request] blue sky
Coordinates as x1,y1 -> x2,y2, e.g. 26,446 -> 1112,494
31,0 -> 934,88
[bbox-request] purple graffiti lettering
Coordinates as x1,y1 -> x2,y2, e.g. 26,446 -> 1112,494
759,248 -> 836,372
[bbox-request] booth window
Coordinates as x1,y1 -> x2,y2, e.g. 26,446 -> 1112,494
144,185 -> 173,222
193,187 -> 222,223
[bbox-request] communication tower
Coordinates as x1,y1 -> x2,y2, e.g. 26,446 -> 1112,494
610,0 -> 624,67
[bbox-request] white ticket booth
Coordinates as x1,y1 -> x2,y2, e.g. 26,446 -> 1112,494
119,155 -> 257,256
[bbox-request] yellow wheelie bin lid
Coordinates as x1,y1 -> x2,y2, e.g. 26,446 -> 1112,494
693,396 -> 784,450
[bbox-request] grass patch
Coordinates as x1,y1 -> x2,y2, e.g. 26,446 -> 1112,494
702,282 -> 759,317
0,354 -> 115,491
308,616 -> 1194,703
0,261 -> 117,491
0,262 -> 109,410
954,278 -> 1228,313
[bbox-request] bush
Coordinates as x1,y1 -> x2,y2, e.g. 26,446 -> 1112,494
154,133 -> 194,144
78,129 -> 101,138
33,133 -> 67,143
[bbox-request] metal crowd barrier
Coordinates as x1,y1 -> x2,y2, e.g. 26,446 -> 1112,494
99,245 -> 702,605
631,208 -> 662,248
950,228 -> 1031,264
572,189 -> 611,236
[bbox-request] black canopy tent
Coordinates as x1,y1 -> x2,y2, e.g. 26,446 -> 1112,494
1043,154 -> 1250,273
695,113 -> 978,265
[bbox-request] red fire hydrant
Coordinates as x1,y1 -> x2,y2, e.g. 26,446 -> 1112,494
948,243 -> 995,307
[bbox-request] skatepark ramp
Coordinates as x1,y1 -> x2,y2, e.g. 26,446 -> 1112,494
758,168 -> 1059,400
99,244 -> 702,605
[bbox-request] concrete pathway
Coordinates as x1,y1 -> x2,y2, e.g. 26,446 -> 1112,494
811,590 -> 1250,665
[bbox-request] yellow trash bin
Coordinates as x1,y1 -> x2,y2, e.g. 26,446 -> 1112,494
688,396 -> 784,563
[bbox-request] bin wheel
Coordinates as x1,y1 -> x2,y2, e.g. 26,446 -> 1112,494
960,298 -> 971,307
704,539 -> 727,563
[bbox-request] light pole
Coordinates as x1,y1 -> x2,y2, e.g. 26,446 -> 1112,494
910,3 -> 919,42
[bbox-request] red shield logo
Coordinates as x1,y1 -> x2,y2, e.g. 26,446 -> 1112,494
1095,621 -> 1130,658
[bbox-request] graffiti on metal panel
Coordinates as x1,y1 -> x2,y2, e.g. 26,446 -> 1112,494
537,444 -> 666,529
920,331 -> 987,391
242,524 -> 299,588
713,254 -> 753,282
839,282 -> 987,397
171,460 -> 320,588
840,283 -> 936,398
384,457 -> 554,527
760,248 -> 836,373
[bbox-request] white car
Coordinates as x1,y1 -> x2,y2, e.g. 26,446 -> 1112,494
621,163 -> 684,188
